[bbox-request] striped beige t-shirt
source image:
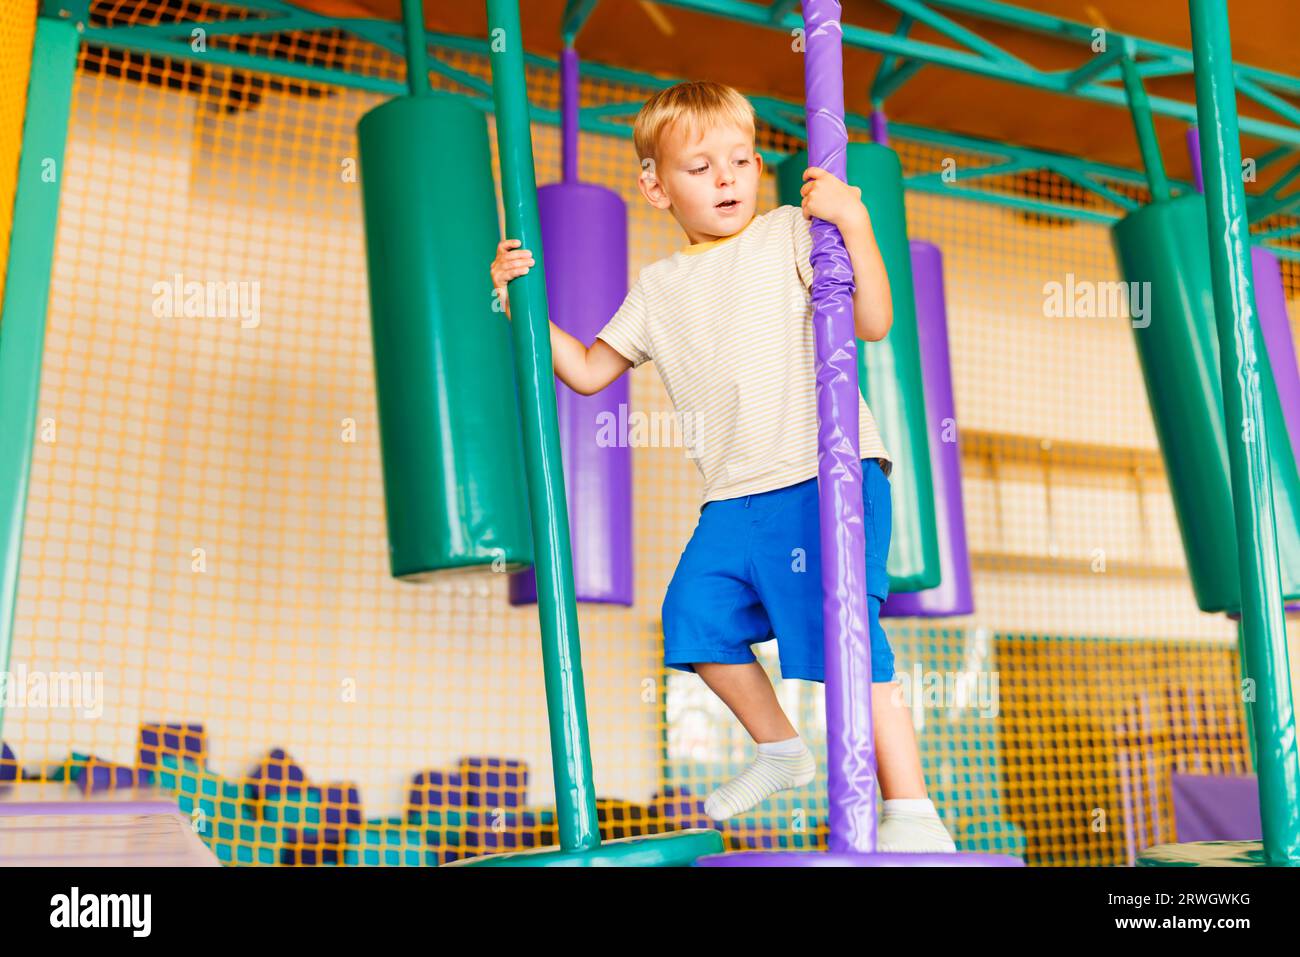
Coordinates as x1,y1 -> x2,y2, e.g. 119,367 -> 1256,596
596,203 -> 893,506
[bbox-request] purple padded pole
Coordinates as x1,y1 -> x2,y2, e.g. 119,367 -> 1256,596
883,240 -> 975,616
699,5 -> 1021,869
806,0 -> 876,856
1188,126 -> 1300,616
561,45 -> 579,185
869,112 -> 974,618
509,46 -> 634,606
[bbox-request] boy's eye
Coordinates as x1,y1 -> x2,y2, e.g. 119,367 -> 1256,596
735,158 -> 750,166
688,165 -> 708,174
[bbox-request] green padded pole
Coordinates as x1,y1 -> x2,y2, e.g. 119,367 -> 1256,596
0,17 -> 78,745
483,0 -> 600,854
778,146 -> 941,592
1189,0 -> 1300,865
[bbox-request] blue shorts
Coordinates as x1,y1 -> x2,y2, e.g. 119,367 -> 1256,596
662,457 -> 894,683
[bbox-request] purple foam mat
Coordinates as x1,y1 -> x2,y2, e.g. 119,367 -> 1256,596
0,782 -> 218,866
0,781 -> 178,815
1171,773 -> 1261,843
0,810 -> 220,867
694,850 -> 1023,867
0,800 -> 178,817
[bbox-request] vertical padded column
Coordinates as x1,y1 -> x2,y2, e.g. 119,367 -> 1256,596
509,182 -> 634,605
1112,194 -> 1300,612
358,94 -> 533,580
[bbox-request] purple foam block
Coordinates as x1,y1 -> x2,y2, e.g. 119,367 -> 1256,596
137,721 -> 206,769
406,769 -> 466,825
883,241 -> 974,617
458,755 -> 528,809
247,747 -> 307,801
649,785 -> 712,831
78,761 -> 153,795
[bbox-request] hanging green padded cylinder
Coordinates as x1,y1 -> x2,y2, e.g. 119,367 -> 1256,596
357,95 -> 533,580
1112,193 -> 1300,613
778,144 -> 941,592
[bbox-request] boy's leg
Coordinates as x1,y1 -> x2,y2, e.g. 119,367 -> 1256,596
874,675 -> 957,852
693,661 -> 816,821
694,661 -> 797,743
873,676 -> 927,799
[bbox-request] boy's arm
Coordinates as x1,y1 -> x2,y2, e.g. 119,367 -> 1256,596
840,214 -> 893,342
549,323 -> 632,396
492,238 -> 632,395
797,168 -> 893,342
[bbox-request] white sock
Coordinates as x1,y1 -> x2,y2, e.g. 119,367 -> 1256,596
757,735 -> 805,756
877,801 -> 956,853
704,739 -> 816,821
882,797 -> 938,818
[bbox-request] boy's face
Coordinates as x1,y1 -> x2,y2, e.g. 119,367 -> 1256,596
638,121 -> 764,244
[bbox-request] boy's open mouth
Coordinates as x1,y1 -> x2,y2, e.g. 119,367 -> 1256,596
716,199 -> 739,208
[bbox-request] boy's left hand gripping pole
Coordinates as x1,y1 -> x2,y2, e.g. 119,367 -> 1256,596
483,0 -> 602,853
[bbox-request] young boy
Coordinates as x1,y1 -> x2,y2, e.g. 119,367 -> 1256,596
490,81 -> 954,852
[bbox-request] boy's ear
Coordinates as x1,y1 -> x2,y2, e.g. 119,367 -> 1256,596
637,158 -> 672,209
753,150 -> 764,178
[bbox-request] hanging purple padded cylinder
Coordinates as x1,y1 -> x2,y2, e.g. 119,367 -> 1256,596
509,48 -> 633,607
882,240 -> 974,617
1254,248 -> 1300,473
507,183 -> 633,606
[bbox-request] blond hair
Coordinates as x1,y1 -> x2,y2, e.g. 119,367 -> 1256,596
632,81 -> 757,172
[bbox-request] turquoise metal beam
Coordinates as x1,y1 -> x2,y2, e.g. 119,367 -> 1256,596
78,20 -> 1300,247
77,0 -> 1300,148
1237,75 -> 1300,130
869,14 -> 921,103
1256,226 -> 1300,250
930,0 -> 1300,100
1248,159 -> 1300,222
0,16 -> 79,744
1251,193 -> 1300,226
1063,45 -> 1123,90
646,0 -> 1300,146
767,0 -> 800,22
652,0 -> 1039,83
871,57 -> 924,103
401,0 -> 431,96
1119,45 -> 1171,203
881,0 -> 1030,70
40,0 -> 88,17
79,24 -> 407,95
49,5 -> 1300,249
72,12 -> 321,40
561,0 -> 601,44
1255,145 -> 1295,174
1188,0 -> 1300,866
